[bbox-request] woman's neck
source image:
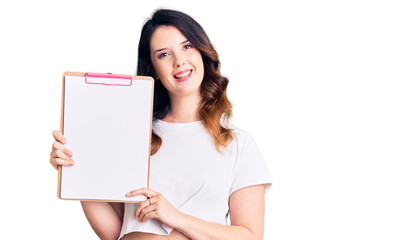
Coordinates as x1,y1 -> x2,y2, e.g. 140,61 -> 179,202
163,93 -> 201,123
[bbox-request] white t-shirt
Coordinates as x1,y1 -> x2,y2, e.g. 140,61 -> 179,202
119,120 -> 271,238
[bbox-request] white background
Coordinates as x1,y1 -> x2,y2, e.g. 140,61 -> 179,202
0,0 -> 408,239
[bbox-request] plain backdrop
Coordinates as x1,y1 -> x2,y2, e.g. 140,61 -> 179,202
0,0 -> 408,239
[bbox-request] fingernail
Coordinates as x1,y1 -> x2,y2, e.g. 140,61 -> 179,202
126,193 -> 131,197
62,139 -> 66,144
68,151 -> 73,156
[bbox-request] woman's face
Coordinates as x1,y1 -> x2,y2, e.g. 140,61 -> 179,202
150,25 -> 204,98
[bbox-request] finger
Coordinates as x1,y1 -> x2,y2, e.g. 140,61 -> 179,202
139,203 -> 158,222
50,158 -> 58,170
50,157 -> 74,169
56,158 -> 74,167
126,187 -> 157,198
52,141 -> 73,157
134,198 -> 151,219
52,130 -> 66,144
50,149 -> 74,162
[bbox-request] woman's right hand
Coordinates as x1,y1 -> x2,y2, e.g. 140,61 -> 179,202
50,130 -> 75,170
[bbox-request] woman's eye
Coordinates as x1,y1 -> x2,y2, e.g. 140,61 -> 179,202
158,52 -> 169,59
184,44 -> 193,50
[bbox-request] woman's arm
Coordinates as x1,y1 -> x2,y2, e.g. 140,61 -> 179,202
129,185 -> 266,240
81,201 -> 124,240
50,131 -> 125,239
176,184 -> 265,240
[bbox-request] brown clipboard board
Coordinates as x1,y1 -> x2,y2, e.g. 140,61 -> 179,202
57,71 -> 154,203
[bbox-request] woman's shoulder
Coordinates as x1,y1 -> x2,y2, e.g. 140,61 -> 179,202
227,123 -> 256,146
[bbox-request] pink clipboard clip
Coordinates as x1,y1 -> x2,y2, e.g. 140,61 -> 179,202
85,72 -> 133,86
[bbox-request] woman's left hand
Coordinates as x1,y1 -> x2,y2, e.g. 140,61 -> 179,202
126,188 -> 185,229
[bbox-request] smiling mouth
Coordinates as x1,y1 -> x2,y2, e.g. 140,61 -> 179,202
174,69 -> 192,81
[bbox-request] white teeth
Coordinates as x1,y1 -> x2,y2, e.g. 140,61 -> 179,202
175,70 -> 191,78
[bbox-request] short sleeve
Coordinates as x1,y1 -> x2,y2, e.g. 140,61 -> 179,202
229,131 -> 272,195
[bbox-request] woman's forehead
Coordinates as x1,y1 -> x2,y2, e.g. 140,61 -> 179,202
150,25 -> 188,50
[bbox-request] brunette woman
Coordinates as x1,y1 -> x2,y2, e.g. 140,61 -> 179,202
50,9 -> 271,240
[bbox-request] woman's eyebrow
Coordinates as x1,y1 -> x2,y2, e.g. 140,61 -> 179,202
154,48 -> 167,54
154,40 -> 190,54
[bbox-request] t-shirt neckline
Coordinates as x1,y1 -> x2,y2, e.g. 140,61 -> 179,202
156,119 -> 203,126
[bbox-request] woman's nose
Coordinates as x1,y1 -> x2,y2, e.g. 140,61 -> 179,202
173,53 -> 186,68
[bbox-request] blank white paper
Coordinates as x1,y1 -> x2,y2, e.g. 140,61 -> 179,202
60,75 -> 153,202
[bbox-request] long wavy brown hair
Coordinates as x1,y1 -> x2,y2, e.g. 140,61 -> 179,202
137,9 -> 233,155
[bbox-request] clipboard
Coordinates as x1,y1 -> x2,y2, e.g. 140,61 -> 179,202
57,71 -> 154,203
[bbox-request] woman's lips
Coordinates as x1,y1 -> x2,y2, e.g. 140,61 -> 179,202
174,69 -> 192,82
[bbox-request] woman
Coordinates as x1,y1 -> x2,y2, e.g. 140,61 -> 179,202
50,9 -> 271,240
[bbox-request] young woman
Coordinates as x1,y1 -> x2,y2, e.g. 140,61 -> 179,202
50,9 -> 271,240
